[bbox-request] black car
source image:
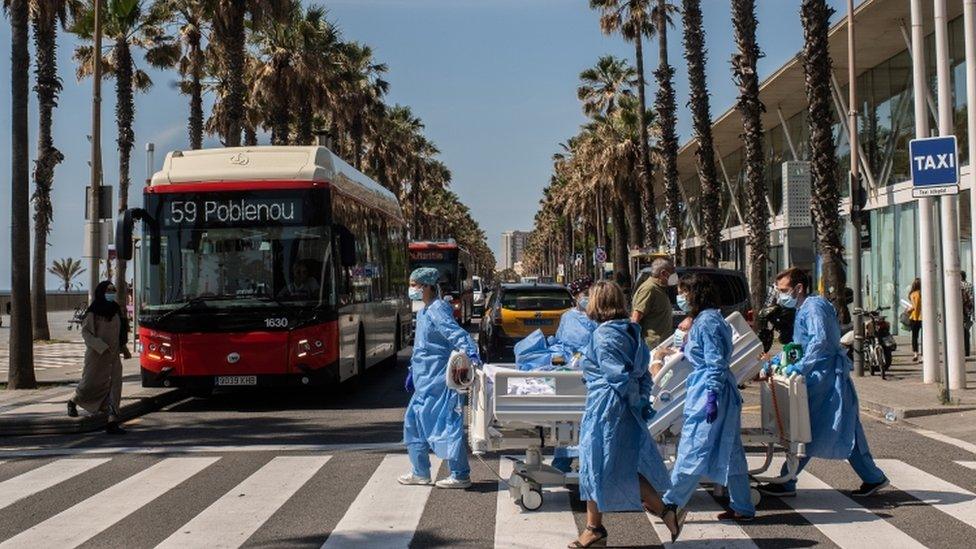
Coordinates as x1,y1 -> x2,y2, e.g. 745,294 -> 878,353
634,266 -> 752,328
477,283 -> 575,363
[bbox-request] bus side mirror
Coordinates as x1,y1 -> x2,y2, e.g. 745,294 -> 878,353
116,208 -> 160,265
336,225 -> 356,267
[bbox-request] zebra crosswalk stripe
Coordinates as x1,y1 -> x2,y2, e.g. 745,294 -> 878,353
492,458 -> 577,549
878,459 -> 976,527
785,472 -> 926,549
647,490 -> 757,548
956,461 -> 976,471
0,459 -> 110,512
0,457 -> 218,549
156,455 -> 331,549
321,453 -> 441,548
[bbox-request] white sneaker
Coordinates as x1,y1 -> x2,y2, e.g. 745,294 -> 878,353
397,473 -> 432,486
435,476 -> 472,489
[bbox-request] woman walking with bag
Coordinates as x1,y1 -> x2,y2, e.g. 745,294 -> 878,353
66,281 -> 131,434
908,278 -> 922,363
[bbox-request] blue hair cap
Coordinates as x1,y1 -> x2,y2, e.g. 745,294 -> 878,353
410,267 -> 441,286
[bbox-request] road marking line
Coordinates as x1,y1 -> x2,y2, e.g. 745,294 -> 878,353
0,441 -> 404,459
493,458 -> 577,549
157,455 -> 330,549
0,459 -> 110,511
0,457 -> 218,549
783,472 -> 926,549
647,490 -> 756,548
321,453 -> 440,548
956,461 -> 976,471
879,459 -> 976,526
910,428 -> 976,456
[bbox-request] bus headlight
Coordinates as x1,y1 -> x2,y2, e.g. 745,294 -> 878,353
297,339 -> 311,358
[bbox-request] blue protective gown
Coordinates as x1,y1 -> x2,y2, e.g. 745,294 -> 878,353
792,296 -> 867,459
403,299 -> 480,461
670,309 -> 748,485
550,308 -> 598,360
578,319 -> 672,512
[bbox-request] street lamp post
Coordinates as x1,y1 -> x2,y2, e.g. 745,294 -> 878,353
86,0 -> 103,300
847,0 -> 865,377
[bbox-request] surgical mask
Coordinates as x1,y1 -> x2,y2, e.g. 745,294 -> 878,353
672,328 -> 686,349
577,297 -> 589,311
778,290 -> 798,309
408,287 -> 423,301
104,293 -> 117,303
666,272 -> 679,286
676,294 -> 690,313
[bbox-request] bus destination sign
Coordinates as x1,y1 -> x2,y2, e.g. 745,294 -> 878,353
162,197 -> 305,227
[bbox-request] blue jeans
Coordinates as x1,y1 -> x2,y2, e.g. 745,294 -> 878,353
407,443 -> 470,480
664,472 -> 755,517
779,423 -> 885,491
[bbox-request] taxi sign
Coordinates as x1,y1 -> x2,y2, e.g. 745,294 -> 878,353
910,136 -> 959,198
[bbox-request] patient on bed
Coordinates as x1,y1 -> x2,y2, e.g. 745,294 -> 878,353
515,307 -> 597,371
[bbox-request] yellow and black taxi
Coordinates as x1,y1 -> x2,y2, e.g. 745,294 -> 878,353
478,283 -> 576,362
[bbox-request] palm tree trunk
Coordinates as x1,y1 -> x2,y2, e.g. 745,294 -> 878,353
114,40 -> 135,311
633,35 -> 655,248
732,0 -> 768,325
244,124 -> 257,146
31,14 -> 64,341
189,39 -> 204,150
352,113 -> 364,171
656,0 -> 682,259
9,0 -> 36,388
682,0 -> 722,267
801,0 -> 843,307
610,200 -> 631,290
216,0 -> 246,147
296,102 -> 313,145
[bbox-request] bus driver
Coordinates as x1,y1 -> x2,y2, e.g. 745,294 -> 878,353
280,260 -> 320,299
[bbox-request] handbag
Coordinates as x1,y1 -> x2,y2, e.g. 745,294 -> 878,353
899,308 -> 912,330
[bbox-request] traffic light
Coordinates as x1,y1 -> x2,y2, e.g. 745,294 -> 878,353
849,171 -> 867,221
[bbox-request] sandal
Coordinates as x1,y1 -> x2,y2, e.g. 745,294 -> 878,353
717,509 -> 754,522
660,504 -> 688,542
568,524 -> 608,548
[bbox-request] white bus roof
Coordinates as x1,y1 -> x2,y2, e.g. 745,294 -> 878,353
150,146 -> 403,219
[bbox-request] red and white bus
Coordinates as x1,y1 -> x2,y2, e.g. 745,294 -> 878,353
408,240 -> 474,326
117,146 -> 411,391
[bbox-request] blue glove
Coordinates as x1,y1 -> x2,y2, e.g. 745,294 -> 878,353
784,364 -> 803,377
705,391 -> 719,424
470,355 -> 483,368
760,363 -> 771,378
404,369 -> 415,392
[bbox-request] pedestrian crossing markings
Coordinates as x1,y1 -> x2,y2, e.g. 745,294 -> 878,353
0,455 -> 974,548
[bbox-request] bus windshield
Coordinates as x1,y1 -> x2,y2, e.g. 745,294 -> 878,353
140,189 -> 334,313
409,249 -> 460,293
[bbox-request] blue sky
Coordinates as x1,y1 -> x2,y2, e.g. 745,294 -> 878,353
0,0 -> 853,290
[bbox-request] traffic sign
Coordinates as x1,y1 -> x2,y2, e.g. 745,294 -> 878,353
594,247 -> 607,264
910,135 -> 959,198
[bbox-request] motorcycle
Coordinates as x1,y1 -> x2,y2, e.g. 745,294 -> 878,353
841,306 -> 896,379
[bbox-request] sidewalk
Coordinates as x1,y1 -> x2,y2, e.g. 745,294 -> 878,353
0,356 -> 184,436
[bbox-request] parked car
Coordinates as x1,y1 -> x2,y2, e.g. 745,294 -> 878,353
478,283 -> 575,362
472,276 -> 486,316
634,266 -> 752,329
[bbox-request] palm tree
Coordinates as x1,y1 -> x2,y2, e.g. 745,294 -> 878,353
157,0 -> 213,149
800,0 -> 843,306
336,42 -> 388,168
682,0 -> 721,267
48,257 -> 86,291
652,0 -> 681,258
5,0 -> 37,388
73,0 -> 180,314
30,0 -> 78,341
577,55 -> 636,117
590,0 -> 658,248
731,0 -> 767,324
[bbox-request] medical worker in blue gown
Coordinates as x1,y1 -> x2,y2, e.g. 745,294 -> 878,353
662,275 -> 755,525
757,267 -> 888,498
399,267 -> 481,489
551,276 -> 598,474
570,281 -> 680,549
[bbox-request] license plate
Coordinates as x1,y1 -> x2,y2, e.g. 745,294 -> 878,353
215,375 -> 257,386
523,319 -> 553,327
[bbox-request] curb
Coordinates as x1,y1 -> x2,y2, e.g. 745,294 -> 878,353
0,388 -> 186,436
859,396 -> 976,422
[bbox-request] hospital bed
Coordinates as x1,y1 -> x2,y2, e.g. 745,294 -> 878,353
464,312 -> 811,511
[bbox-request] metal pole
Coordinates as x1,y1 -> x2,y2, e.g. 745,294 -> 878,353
965,0 -> 976,362
912,0 -> 941,384
934,0 -> 966,392
86,0 -> 103,300
847,0 -> 865,377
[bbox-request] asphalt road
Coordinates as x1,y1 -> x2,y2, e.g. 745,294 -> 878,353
2,342 -> 976,548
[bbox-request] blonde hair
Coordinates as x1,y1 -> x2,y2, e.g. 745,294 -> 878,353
586,280 -> 628,322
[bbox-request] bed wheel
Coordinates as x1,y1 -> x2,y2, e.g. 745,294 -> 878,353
751,488 -> 762,506
518,488 -> 544,511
